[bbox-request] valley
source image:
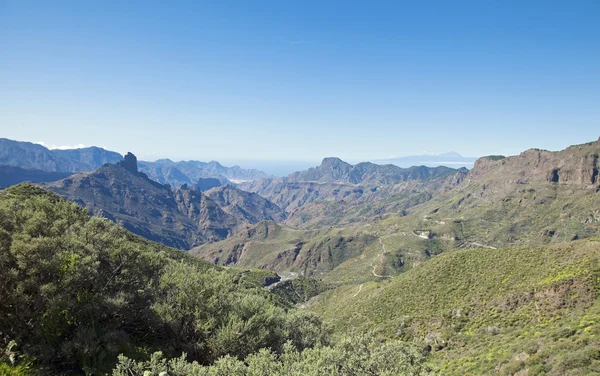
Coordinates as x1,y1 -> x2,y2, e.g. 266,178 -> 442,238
3,3 -> 598,374
2,137 -> 600,375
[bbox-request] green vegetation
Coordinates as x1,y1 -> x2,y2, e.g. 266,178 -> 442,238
0,185 -> 327,374
112,333 -> 430,376
311,240 -> 600,374
0,185 -> 431,375
4,140 -> 600,374
481,155 -> 506,161
270,278 -> 329,306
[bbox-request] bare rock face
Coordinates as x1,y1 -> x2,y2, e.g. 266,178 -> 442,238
470,141 -> 600,188
118,152 -> 138,173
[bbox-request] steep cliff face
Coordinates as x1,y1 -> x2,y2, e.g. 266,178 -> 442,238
469,141 -> 600,187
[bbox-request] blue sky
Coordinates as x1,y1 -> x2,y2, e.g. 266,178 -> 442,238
1,0 -> 599,163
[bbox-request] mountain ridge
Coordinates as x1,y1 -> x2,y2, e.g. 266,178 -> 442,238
42,153 -> 287,249
372,152 -> 477,168
287,157 -> 459,185
0,138 -> 123,172
0,138 -> 272,188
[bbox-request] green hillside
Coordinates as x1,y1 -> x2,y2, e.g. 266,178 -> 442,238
0,185 -> 428,375
311,240 -> 600,375
0,185 -> 325,374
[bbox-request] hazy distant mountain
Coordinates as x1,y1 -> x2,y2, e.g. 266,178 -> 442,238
0,165 -> 73,189
238,157 -> 465,226
0,138 -> 272,188
0,138 -> 123,172
288,157 -> 458,185
215,160 -> 322,177
372,152 -> 477,168
138,159 -> 271,188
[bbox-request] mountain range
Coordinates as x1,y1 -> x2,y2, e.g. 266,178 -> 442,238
372,151 -> 477,168
43,153 -> 286,249
138,158 -> 271,187
0,138 -> 122,172
2,136 -> 600,374
195,139 -> 600,282
0,138 -> 271,188
238,158 -> 467,228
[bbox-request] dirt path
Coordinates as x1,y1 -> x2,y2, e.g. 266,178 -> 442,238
353,283 -> 364,297
470,242 -> 497,249
371,238 -> 389,278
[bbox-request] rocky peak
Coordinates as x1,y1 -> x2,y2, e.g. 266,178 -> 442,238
320,157 -> 352,170
119,152 -> 138,173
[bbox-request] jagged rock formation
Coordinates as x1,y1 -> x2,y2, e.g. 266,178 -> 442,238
44,154 -> 250,249
118,152 -> 139,173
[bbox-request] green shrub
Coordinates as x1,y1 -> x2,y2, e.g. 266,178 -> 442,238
0,185 -> 329,374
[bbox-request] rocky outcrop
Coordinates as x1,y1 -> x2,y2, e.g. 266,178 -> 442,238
469,141 -> 600,188
118,152 -> 138,173
43,155 -> 257,249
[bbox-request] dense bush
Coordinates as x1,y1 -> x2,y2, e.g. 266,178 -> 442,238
112,333 -> 431,376
0,185 -> 329,374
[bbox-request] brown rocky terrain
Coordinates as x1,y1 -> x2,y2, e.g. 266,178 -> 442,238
238,158 -> 468,228
469,140 -> 600,187
204,185 -> 287,223
43,153 -> 281,249
194,139 -> 600,282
